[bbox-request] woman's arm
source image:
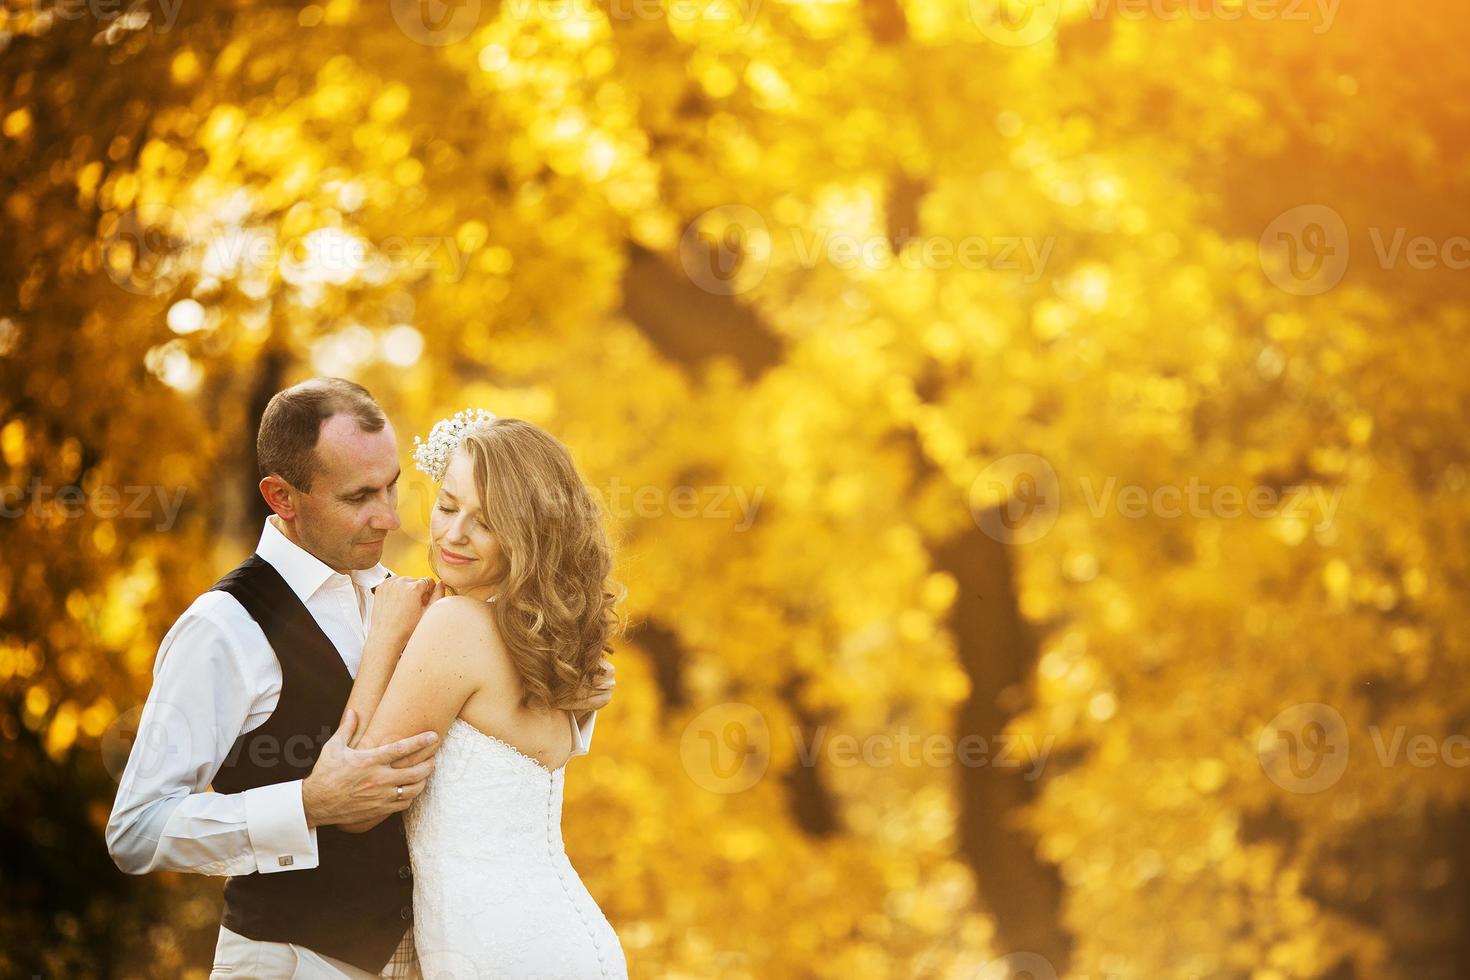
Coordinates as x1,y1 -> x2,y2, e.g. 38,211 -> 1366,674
343,577 -> 440,748
344,632 -> 415,751
339,596 -> 497,833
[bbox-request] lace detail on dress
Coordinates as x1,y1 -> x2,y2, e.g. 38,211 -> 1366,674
450,718 -> 566,775
405,716 -> 625,980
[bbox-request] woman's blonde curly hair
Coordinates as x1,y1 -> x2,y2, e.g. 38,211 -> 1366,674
451,418 -> 623,710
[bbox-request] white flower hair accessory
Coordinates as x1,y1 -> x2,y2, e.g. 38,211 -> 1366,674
412,408 -> 498,481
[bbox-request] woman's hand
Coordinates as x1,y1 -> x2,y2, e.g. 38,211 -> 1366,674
368,576 -> 443,655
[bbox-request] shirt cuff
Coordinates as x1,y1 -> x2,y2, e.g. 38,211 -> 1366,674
571,711 -> 596,757
243,779 -> 320,873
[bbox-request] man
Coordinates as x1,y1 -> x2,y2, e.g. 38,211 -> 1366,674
107,378 -> 613,978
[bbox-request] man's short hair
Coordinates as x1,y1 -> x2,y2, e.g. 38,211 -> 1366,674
257,377 -> 386,491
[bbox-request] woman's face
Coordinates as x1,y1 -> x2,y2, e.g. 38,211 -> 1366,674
429,447 -> 506,594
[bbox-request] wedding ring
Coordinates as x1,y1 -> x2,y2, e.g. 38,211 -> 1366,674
395,785 -> 403,800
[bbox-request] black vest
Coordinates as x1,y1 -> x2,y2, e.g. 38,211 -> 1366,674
209,555 -> 413,972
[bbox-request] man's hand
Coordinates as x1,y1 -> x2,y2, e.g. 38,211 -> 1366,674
302,709 -> 438,831
566,657 -> 616,715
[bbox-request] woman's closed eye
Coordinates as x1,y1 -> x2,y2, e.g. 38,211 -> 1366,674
437,503 -> 487,527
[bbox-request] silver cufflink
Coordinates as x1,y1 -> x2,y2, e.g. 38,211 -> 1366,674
278,855 -> 294,867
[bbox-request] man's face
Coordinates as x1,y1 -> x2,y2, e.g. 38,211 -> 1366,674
290,414 -> 401,571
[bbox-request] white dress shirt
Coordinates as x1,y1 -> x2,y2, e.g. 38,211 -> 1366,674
106,516 -> 595,878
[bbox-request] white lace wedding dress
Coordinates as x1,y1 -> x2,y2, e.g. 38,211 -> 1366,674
404,715 -> 627,979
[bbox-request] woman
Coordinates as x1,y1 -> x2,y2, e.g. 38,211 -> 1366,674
343,410 -> 627,979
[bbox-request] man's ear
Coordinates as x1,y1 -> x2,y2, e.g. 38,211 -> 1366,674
259,474 -> 298,520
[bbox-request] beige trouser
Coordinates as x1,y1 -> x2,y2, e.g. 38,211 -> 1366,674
209,924 -> 390,979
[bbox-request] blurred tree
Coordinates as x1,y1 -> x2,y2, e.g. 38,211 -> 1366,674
2,0 -> 1468,977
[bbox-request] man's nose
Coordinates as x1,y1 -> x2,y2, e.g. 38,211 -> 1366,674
370,501 -> 401,531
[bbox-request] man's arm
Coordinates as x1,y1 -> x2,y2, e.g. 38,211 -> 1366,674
105,602 -> 317,876
568,657 -> 615,757
570,711 -> 597,758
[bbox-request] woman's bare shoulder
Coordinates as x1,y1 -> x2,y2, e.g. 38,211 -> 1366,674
420,593 -> 498,629
412,595 -> 515,683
